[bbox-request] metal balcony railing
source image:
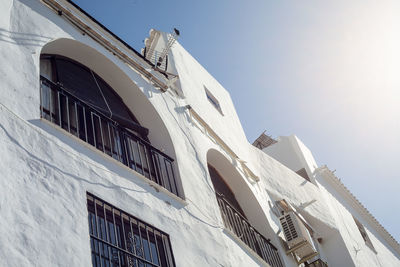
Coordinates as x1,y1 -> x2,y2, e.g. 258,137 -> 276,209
216,193 -> 284,267
40,76 -> 180,197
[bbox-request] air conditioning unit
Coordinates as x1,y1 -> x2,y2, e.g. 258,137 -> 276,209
279,211 -> 317,260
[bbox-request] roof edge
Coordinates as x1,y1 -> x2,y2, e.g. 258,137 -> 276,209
316,165 -> 400,255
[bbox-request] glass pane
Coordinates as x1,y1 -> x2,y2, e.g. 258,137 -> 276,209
50,88 -> 60,124
101,120 -> 112,156
159,158 -> 171,192
110,126 -> 122,161
139,144 -> 149,178
40,59 -> 53,81
125,138 -> 137,170
156,235 -> 167,267
132,141 -> 143,174
96,203 -> 107,241
69,101 -> 78,136
141,228 -> 151,262
40,82 -> 51,120
92,115 -> 104,151
77,105 -> 87,141
165,161 -> 176,195
59,94 -> 69,131
148,232 -> 160,265
132,223 -> 143,259
86,110 -> 95,146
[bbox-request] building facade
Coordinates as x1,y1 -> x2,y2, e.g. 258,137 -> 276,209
0,0 -> 399,266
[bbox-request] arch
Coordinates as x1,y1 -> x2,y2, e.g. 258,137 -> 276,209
206,149 -> 275,241
39,38 -> 183,197
207,164 -> 246,217
40,54 -> 148,139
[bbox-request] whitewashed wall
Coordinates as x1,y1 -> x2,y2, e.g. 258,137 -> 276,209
316,174 -> 400,267
0,1 -> 399,267
263,135 -> 400,266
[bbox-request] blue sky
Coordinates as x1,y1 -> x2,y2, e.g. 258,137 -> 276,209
72,0 -> 400,242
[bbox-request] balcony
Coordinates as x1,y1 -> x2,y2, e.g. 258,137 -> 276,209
40,76 -> 180,197
216,193 -> 284,267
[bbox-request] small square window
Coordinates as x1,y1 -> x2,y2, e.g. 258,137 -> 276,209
353,216 -> 377,253
204,87 -> 223,115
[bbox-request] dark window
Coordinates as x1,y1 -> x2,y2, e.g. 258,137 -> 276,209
353,216 -> 377,253
43,55 -> 147,138
204,87 -> 223,115
39,55 -> 180,197
296,168 -> 311,182
87,193 -> 176,267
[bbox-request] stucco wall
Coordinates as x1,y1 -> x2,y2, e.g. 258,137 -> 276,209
317,175 -> 400,266
0,1 -> 399,267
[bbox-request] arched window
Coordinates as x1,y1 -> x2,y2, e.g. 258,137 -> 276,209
40,54 -> 180,197
40,55 -> 147,138
207,150 -> 283,267
208,164 -> 246,217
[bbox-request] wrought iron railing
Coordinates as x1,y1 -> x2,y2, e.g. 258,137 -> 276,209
216,193 -> 284,267
40,76 -> 180,196
87,192 -> 176,267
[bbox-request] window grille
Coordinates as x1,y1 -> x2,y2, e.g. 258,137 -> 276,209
39,56 -> 180,197
87,192 -> 176,267
216,194 -> 284,267
208,165 -> 283,267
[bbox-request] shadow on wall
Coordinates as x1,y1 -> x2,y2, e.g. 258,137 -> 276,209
27,119 -> 184,206
20,118 -> 224,231
30,117 -> 225,230
39,37 -> 185,197
206,149 -> 278,242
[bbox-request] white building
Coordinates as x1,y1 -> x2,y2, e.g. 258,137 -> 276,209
0,1 -> 399,266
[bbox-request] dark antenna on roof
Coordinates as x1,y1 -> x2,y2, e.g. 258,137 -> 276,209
156,28 -> 180,67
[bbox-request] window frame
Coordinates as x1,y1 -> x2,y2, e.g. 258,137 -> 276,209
353,216 -> 377,253
204,87 -> 223,115
87,192 -> 176,267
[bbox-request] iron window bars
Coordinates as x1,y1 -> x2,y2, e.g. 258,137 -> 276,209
87,192 -> 176,267
216,193 -> 284,267
40,76 -> 180,196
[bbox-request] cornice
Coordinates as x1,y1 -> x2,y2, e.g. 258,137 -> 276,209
316,165 -> 400,255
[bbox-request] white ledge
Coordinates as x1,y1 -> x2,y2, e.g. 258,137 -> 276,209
186,105 -> 260,182
223,228 -> 271,267
40,118 -> 188,207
